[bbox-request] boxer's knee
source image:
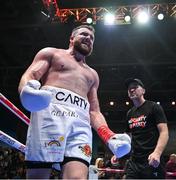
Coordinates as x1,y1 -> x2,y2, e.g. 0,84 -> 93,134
62,160 -> 88,179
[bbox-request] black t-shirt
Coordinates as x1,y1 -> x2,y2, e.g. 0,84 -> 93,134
126,100 -> 167,160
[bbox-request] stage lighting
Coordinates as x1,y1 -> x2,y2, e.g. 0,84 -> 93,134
171,101 -> 175,105
40,10 -> 51,22
157,13 -> 164,20
124,9 -> 131,23
125,101 -> 130,106
104,13 -> 115,25
124,15 -> 131,23
86,17 -> 93,24
137,11 -> 149,24
109,101 -> 115,106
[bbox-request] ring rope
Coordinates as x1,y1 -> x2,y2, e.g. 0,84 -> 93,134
98,168 -> 124,173
0,129 -> 26,153
0,93 -> 29,152
0,93 -> 30,125
166,172 -> 176,176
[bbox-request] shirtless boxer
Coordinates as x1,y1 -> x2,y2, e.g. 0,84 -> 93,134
18,25 -> 131,179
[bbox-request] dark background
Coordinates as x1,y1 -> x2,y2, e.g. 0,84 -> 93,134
0,0 -> 176,154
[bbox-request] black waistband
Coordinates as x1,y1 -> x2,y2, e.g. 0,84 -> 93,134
25,157 -> 89,169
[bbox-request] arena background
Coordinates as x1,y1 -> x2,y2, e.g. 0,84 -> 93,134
0,0 -> 176,158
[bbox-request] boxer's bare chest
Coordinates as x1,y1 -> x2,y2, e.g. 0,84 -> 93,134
45,52 -> 95,94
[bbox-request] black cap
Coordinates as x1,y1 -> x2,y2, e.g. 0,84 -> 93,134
125,78 -> 145,88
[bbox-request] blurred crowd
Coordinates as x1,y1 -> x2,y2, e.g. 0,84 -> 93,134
0,146 -> 60,179
165,153 -> 176,179
90,153 -> 176,179
0,146 -> 26,179
89,155 -> 127,179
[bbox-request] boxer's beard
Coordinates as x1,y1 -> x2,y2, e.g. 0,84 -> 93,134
74,40 -> 92,57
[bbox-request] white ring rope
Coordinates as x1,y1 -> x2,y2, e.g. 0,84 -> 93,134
0,129 -> 26,153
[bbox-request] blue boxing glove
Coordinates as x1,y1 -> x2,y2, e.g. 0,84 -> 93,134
107,133 -> 131,158
97,125 -> 131,158
20,80 -> 52,112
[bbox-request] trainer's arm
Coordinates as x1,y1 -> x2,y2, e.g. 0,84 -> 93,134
18,48 -> 53,93
154,123 -> 169,155
148,123 -> 169,167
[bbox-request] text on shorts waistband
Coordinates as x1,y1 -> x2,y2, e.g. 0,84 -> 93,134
42,86 -> 90,110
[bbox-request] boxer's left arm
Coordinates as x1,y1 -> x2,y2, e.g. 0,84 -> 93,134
18,48 -> 53,93
88,70 -> 131,158
18,48 -> 54,111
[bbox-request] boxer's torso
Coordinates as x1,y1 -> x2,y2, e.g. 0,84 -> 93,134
41,48 -> 96,99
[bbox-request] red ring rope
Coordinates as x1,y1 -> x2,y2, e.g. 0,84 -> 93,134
98,168 -> 124,173
166,172 -> 176,176
0,93 -> 30,125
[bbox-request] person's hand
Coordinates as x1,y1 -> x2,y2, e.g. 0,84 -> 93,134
148,151 -> 160,168
111,155 -> 119,165
20,80 -> 52,112
107,133 -> 131,158
98,171 -> 105,178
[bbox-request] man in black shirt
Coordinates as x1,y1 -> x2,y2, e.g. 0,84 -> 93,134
124,78 -> 169,179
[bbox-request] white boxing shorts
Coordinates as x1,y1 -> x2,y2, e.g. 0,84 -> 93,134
25,86 -> 92,165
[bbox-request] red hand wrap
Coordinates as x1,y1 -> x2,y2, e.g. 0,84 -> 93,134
97,125 -> 115,143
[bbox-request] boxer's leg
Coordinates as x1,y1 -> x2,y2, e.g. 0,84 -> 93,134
26,169 -> 52,179
26,161 -> 53,179
61,159 -> 88,179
